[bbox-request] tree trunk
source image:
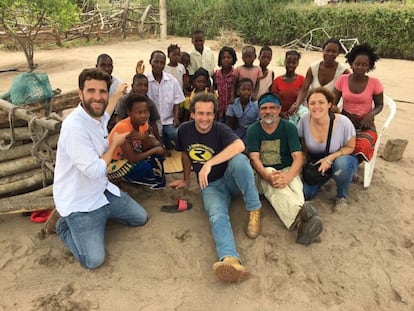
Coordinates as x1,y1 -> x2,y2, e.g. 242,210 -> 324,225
159,0 -> 167,39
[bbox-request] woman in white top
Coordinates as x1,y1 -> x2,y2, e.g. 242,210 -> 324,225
293,38 -> 350,114
297,87 -> 357,211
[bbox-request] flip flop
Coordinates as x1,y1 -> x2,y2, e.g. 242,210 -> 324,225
161,199 -> 192,213
30,210 -> 52,223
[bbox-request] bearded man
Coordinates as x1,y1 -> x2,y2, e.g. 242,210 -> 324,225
53,68 -> 148,269
246,93 -> 323,246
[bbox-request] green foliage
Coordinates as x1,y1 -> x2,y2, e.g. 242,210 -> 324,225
0,0 -> 80,69
0,0 -> 80,31
163,0 -> 414,59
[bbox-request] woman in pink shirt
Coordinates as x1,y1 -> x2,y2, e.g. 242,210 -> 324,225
334,43 -> 384,162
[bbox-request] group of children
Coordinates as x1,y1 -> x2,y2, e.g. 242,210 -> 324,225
99,29 -> 309,190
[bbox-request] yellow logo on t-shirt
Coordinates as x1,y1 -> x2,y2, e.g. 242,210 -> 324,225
188,144 -> 214,163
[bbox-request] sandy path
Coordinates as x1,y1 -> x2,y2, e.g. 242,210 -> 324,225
0,37 -> 413,311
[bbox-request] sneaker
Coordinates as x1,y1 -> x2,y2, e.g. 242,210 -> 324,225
333,198 -> 348,213
296,215 -> 323,246
212,257 -> 250,283
246,209 -> 261,239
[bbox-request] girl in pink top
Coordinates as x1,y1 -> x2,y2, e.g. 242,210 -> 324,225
234,46 -> 262,94
334,43 -> 384,161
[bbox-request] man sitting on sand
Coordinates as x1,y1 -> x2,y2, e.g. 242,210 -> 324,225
53,68 -> 148,269
169,93 -> 262,283
246,93 -> 323,245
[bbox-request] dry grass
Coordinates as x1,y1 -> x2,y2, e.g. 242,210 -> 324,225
213,30 -> 245,51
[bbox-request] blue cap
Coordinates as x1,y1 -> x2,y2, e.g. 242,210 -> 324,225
258,93 -> 281,108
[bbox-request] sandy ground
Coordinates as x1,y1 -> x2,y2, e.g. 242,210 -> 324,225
0,37 -> 413,311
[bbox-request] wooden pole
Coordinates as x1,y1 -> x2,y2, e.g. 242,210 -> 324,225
0,127 -> 32,141
138,5 -> 152,35
0,170 -> 53,196
0,90 -> 79,124
0,134 -> 58,162
0,99 -> 61,131
0,156 -> 40,178
0,195 -> 54,215
159,0 -> 167,39
121,0 -> 131,39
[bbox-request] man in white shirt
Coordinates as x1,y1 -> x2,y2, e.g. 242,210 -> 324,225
53,68 -> 148,270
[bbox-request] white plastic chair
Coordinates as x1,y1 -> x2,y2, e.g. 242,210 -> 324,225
337,95 -> 397,187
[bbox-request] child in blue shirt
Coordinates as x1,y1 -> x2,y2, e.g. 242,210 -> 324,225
226,78 -> 259,143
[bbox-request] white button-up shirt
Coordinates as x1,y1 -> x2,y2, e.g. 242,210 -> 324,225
146,71 -> 185,125
188,46 -> 215,77
53,104 -> 120,217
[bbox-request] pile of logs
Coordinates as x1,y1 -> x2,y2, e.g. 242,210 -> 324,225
0,90 -> 79,215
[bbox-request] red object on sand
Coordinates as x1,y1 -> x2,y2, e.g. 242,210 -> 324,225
30,210 -> 52,223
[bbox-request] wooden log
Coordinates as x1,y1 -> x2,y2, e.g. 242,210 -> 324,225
0,168 -> 44,185
18,184 -> 53,197
121,0 -> 131,39
50,90 -> 79,112
0,99 -> 61,131
0,119 -> 27,129
0,90 -> 78,124
0,134 -> 58,161
0,156 -> 40,178
138,5 -> 152,35
381,139 -> 409,162
0,169 -> 53,196
0,195 -> 54,215
0,127 -> 32,141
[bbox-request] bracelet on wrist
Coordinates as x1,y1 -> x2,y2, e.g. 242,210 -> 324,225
324,158 -> 333,165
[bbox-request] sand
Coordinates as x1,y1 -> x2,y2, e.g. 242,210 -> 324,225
0,37 -> 413,311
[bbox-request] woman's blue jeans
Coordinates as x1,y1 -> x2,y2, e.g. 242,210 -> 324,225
56,190 -> 147,269
303,155 -> 358,200
201,154 -> 261,262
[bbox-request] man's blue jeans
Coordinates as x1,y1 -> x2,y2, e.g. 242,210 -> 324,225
303,155 -> 358,200
201,154 -> 261,262
56,190 -> 147,269
162,124 -> 177,146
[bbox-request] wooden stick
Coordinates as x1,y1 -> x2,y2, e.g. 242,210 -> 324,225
0,126 -> 32,140
0,156 -> 40,178
0,134 -> 58,162
0,168 -> 44,185
0,195 -> 54,215
0,99 -> 61,131
0,170 -> 53,196
0,90 -> 78,124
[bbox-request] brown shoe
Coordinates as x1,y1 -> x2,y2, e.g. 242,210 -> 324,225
212,257 -> 250,283
246,208 -> 261,239
38,208 -> 60,239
